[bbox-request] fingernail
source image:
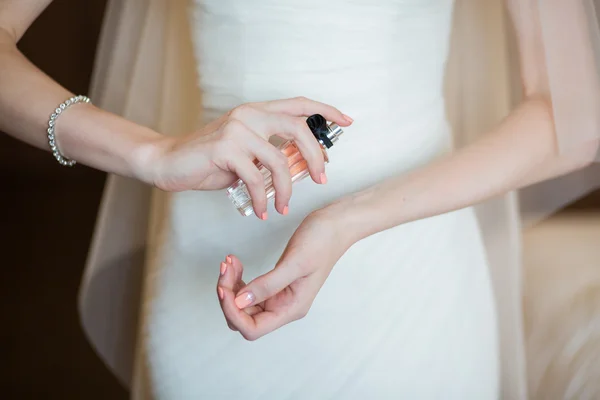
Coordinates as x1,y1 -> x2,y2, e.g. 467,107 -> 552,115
320,172 -> 328,184
226,256 -> 232,264
220,262 -> 227,276
218,287 -> 224,300
343,114 -> 354,123
282,205 -> 289,215
261,212 -> 268,220
235,292 -> 255,309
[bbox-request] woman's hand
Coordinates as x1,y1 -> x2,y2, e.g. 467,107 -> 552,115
216,207 -> 355,340
144,97 -> 352,218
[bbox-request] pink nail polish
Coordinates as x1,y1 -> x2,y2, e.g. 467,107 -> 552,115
226,114 -> 343,217
343,114 -> 354,123
320,172 -> 328,184
261,212 -> 268,220
282,205 -> 289,215
235,292 -> 255,309
218,287 -> 224,300
220,262 -> 227,276
226,256 -> 232,264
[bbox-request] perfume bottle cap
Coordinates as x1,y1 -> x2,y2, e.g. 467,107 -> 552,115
306,114 -> 344,148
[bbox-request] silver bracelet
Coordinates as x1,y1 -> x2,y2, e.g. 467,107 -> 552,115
47,95 -> 91,167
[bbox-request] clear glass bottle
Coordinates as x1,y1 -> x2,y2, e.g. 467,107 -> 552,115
227,114 -> 344,216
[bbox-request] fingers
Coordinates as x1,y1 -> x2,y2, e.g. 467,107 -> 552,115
217,256 -> 254,331
218,263 -> 255,334
227,255 -> 263,316
261,96 -> 354,128
262,115 -> 326,185
217,256 -> 272,340
218,100 -> 352,215
217,259 -> 237,331
233,128 -> 293,214
217,255 -> 301,341
229,107 -> 326,185
233,261 -> 301,310
230,100 -> 352,185
226,146 -> 268,219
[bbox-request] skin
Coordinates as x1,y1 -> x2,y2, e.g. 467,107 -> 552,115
1,1 -> 597,341
0,0 -> 353,219
215,0 -> 600,341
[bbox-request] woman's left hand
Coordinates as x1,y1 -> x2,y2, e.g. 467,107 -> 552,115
216,207 -> 354,340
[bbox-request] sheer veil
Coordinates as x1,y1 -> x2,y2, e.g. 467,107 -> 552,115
80,0 -> 600,398
80,0 -> 201,388
520,0 -> 600,223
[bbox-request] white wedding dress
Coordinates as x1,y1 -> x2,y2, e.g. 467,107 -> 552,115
138,0 -> 499,398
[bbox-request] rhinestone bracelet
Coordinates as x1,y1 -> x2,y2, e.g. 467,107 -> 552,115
47,95 -> 91,167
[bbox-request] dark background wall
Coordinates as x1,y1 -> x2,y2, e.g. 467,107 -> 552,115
0,1 -> 126,398
0,1 -> 599,399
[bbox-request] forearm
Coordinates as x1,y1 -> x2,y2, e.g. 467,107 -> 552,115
0,28 -> 162,180
333,98 -> 597,241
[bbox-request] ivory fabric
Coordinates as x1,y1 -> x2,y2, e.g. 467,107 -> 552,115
81,0 -> 201,387
144,0 -> 499,398
80,0 -> 600,398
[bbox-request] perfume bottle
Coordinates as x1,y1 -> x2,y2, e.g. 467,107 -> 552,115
227,114 -> 343,216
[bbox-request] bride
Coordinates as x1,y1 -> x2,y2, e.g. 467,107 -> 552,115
1,0 -> 599,398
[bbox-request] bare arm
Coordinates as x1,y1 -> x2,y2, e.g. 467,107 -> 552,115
0,0 -> 163,180
329,0 -> 599,240
0,1 -> 354,217
214,0 -> 600,339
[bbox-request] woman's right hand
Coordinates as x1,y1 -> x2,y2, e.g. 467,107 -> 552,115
142,97 -> 352,218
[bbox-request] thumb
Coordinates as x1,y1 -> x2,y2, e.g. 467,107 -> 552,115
234,262 -> 299,309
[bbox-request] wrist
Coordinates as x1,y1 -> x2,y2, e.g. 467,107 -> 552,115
129,133 -> 175,185
318,189 -> 380,244
56,103 -> 168,181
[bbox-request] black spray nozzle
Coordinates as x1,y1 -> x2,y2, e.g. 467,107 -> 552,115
306,114 -> 334,148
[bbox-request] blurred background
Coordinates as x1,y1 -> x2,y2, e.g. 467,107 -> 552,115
0,1 -> 599,399
0,0 -> 125,398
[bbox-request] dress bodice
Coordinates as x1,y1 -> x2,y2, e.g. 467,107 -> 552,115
174,0 -> 458,258
81,2 -> 527,398
191,0 -> 455,123
186,1 -> 457,221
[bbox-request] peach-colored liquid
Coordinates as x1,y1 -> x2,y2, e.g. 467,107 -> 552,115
280,141 -> 329,178
227,140 -> 328,216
